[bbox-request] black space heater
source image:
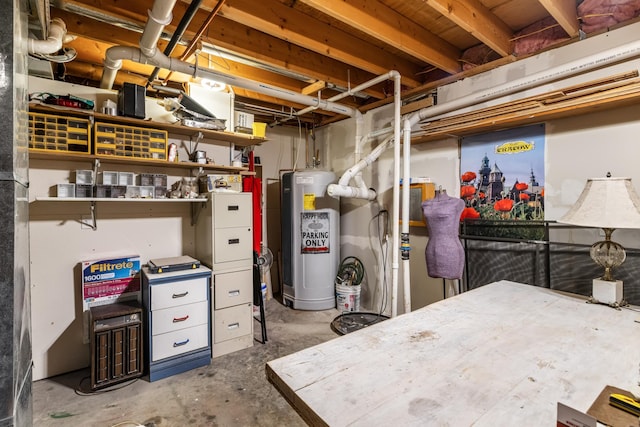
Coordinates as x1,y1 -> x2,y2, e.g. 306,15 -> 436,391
118,82 -> 146,119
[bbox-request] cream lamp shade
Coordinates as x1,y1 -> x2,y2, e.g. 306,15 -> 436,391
557,175 -> 640,305
559,176 -> 640,228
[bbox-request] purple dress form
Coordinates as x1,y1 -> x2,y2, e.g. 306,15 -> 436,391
421,191 -> 465,279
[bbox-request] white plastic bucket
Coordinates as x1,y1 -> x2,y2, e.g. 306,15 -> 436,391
336,283 -> 361,312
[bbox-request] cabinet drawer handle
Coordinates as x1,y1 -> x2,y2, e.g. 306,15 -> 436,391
172,291 -> 188,298
228,238 -> 240,244
227,322 -> 240,330
173,315 -> 189,323
227,205 -> 239,211
228,290 -> 240,297
173,338 -> 190,347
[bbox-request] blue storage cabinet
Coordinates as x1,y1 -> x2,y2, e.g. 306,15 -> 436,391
142,265 -> 212,381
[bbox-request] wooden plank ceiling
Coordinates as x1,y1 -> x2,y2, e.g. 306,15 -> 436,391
35,0 -> 638,126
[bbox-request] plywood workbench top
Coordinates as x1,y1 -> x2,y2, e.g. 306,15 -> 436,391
266,281 -> 640,426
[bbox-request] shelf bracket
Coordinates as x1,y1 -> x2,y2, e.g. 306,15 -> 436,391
93,158 -> 101,182
190,199 -> 206,226
80,201 -> 98,230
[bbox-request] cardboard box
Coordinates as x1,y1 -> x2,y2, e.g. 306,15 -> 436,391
81,255 -> 141,311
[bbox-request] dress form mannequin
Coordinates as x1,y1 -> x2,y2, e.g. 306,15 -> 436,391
421,190 -> 465,279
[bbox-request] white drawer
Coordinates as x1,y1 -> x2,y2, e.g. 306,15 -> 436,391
214,227 -> 253,264
152,300 -> 209,335
152,323 -> 209,362
213,194 -> 252,227
213,303 -> 252,344
214,269 -> 253,310
151,276 -> 208,310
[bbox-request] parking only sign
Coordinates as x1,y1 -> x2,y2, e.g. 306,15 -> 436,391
301,211 -> 330,254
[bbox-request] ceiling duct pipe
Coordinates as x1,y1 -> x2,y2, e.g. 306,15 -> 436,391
147,0 -> 203,86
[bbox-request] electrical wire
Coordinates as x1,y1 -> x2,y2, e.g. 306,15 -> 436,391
369,205 -> 389,317
74,376 -> 139,396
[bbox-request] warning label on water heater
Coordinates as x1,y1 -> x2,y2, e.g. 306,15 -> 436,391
301,212 -> 330,254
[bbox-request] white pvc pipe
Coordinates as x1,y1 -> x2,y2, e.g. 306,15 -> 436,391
401,118 -> 412,313
139,0 -> 177,57
327,134 -> 392,197
325,184 -> 376,199
389,71 -> 402,318
28,18 -> 68,55
406,38 -> 640,130
295,71 -> 398,118
101,46 -> 145,89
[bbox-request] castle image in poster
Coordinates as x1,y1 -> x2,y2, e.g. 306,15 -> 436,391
460,124 -> 545,222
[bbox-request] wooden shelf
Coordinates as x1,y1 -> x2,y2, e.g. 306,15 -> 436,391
29,150 -> 248,173
34,196 -> 206,202
28,103 -> 266,147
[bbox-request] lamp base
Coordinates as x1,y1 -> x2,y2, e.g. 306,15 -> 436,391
588,278 -> 626,309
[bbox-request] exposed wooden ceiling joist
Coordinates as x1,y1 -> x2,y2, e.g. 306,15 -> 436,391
29,0 -> 640,126
299,0 -> 461,74
217,0 -> 425,87
537,0 -> 580,37
423,0 -> 513,56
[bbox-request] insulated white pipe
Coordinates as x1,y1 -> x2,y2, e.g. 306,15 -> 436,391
28,18 -> 68,55
401,118 -> 412,313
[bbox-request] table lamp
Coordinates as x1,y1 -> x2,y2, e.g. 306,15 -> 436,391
558,174 -> 640,307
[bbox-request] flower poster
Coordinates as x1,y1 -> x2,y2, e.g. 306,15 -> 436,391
459,124 -> 545,224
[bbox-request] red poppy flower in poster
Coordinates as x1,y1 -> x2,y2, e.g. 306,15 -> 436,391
494,198 -> 514,212
460,185 -> 476,198
540,188 -> 545,197
519,193 -> 530,201
515,182 -> 528,191
461,171 -> 477,183
478,191 -> 486,199
460,207 -> 481,221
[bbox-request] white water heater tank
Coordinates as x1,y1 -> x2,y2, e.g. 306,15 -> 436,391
281,170 -> 340,310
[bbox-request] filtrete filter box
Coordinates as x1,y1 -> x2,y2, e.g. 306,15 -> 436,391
81,255 -> 141,311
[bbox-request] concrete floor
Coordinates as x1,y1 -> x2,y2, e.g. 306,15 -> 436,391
33,298 -> 341,427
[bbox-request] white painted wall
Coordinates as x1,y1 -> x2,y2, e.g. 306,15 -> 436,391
28,78 -> 302,380
318,21 -> 640,315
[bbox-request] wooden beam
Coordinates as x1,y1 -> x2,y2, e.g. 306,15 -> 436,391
299,0 -> 461,74
301,81 -> 327,96
218,0 -> 424,87
537,0 -> 580,37
423,0 -> 513,57
401,97 -> 435,115
53,2 -> 389,98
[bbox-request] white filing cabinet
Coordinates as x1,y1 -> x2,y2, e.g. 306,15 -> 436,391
195,192 -> 254,357
142,266 -> 212,381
